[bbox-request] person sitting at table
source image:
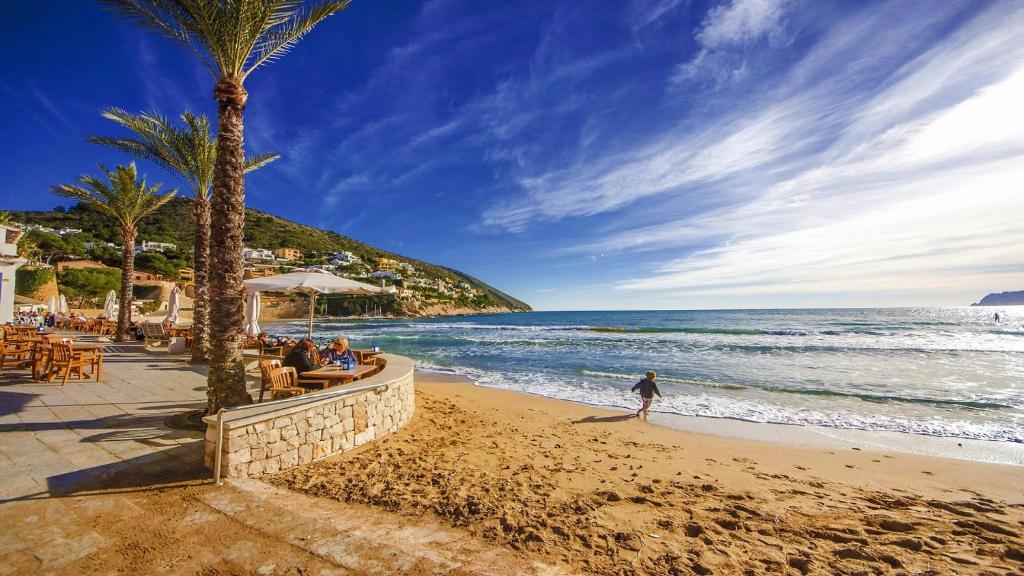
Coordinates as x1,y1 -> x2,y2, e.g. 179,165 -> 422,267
320,337 -> 357,366
283,338 -> 319,376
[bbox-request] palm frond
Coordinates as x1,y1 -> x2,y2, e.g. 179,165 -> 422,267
51,162 -> 177,231
245,1 -> 351,77
98,0 -> 217,79
91,107 -> 278,199
102,1 -> 349,82
243,151 -> 281,173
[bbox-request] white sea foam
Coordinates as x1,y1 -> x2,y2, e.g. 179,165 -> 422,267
269,307 -> 1024,444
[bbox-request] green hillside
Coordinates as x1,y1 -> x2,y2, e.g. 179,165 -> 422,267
10,199 -> 531,313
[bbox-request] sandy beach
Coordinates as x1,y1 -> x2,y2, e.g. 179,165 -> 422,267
272,372 -> 1024,575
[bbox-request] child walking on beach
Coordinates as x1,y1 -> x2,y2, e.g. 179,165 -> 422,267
632,370 -> 662,419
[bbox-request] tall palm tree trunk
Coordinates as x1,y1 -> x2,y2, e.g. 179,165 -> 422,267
117,228 -> 137,342
190,196 -> 211,363
206,78 -> 253,413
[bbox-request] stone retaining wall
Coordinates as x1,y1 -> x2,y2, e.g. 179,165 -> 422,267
203,354 -> 414,479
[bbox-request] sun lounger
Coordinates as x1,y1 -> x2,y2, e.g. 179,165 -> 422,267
141,322 -> 171,347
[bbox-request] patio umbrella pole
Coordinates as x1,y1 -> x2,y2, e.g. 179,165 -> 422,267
307,291 -> 315,339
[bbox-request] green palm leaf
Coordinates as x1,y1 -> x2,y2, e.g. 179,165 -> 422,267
89,108 -> 279,199
51,163 -> 177,230
99,0 -> 351,81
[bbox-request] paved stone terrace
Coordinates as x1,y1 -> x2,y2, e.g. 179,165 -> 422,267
0,339 -> 215,502
0,336 -> 555,575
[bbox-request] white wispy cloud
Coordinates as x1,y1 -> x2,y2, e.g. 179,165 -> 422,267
696,0 -> 791,48
482,0 -> 1024,304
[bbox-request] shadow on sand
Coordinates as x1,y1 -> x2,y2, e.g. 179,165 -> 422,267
571,413 -> 636,424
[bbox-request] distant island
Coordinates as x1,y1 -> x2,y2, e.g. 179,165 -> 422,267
972,291 -> 1024,306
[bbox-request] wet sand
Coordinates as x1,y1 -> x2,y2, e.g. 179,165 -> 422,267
271,372 -> 1024,575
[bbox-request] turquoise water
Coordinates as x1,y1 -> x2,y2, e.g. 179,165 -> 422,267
267,307 -> 1024,443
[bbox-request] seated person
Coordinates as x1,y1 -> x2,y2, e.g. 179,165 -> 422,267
282,339 -> 319,378
320,337 -> 357,366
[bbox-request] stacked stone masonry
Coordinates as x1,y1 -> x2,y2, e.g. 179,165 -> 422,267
204,355 -> 415,479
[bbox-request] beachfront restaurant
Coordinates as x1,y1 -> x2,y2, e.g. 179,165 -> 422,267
0,225 -> 29,324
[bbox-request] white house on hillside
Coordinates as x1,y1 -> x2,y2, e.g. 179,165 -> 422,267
136,240 -> 177,253
0,225 -> 29,323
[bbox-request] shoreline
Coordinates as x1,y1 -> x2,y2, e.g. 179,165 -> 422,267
416,369 -> 1024,467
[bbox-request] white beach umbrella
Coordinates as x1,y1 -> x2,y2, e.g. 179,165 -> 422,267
244,290 -> 261,337
48,296 -> 56,313
103,290 -> 117,319
243,271 -> 384,338
164,285 -> 181,325
59,294 -> 68,314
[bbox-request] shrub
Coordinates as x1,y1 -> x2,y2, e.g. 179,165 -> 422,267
58,268 -> 122,300
15,267 -> 55,296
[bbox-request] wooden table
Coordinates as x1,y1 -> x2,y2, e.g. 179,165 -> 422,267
31,341 -> 106,382
300,364 -> 376,389
354,349 -> 382,363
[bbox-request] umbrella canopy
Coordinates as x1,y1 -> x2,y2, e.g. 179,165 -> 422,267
164,285 -> 181,325
244,291 -> 261,337
48,296 -> 56,312
103,290 -> 117,319
243,271 -> 382,295
59,294 -> 68,314
243,271 -> 384,338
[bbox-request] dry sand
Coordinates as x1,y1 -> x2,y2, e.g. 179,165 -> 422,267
272,372 -> 1024,576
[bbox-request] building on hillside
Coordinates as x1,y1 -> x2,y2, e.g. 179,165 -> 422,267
24,224 -> 57,234
242,247 -> 275,261
137,240 -> 177,253
132,270 -> 161,282
370,271 -> 400,280
329,251 -> 361,266
0,225 -> 29,323
56,228 -> 83,236
377,257 -> 399,271
273,247 -> 303,261
178,268 -> 195,283
84,241 -> 117,250
244,267 -> 279,279
55,260 -> 109,272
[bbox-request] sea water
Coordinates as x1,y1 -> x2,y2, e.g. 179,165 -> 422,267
268,307 -> 1024,445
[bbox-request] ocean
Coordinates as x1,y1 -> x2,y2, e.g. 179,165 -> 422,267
266,307 -> 1024,445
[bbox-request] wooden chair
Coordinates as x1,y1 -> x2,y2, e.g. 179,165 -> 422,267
0,339 -> 33,373
364,355 -> 386,377
266,366 -> 307,400
48,342 -> 102,386
258,358 -> 282,403
246,336 -> 284,358
34,336 -> 72,380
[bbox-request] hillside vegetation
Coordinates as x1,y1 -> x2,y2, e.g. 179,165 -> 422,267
11,199 -> 531,315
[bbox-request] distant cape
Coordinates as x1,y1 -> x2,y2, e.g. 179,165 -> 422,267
971,291 -> 1024,306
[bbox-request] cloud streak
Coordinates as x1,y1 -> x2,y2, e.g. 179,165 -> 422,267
479,0 -> 1024,306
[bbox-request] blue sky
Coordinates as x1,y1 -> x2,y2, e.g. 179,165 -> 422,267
2,0 -> 1023,310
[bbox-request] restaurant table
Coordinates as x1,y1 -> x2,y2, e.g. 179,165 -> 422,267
354,349 -> 382,362
300,364 -> 376,389
31,341 -> 106,382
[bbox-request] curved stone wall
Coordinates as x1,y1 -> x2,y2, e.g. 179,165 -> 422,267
203,354 -> 415,479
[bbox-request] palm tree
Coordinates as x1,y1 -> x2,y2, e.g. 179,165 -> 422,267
89,109 -> 279,364
100,0 -> 350,412
52,163 -> 176,341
